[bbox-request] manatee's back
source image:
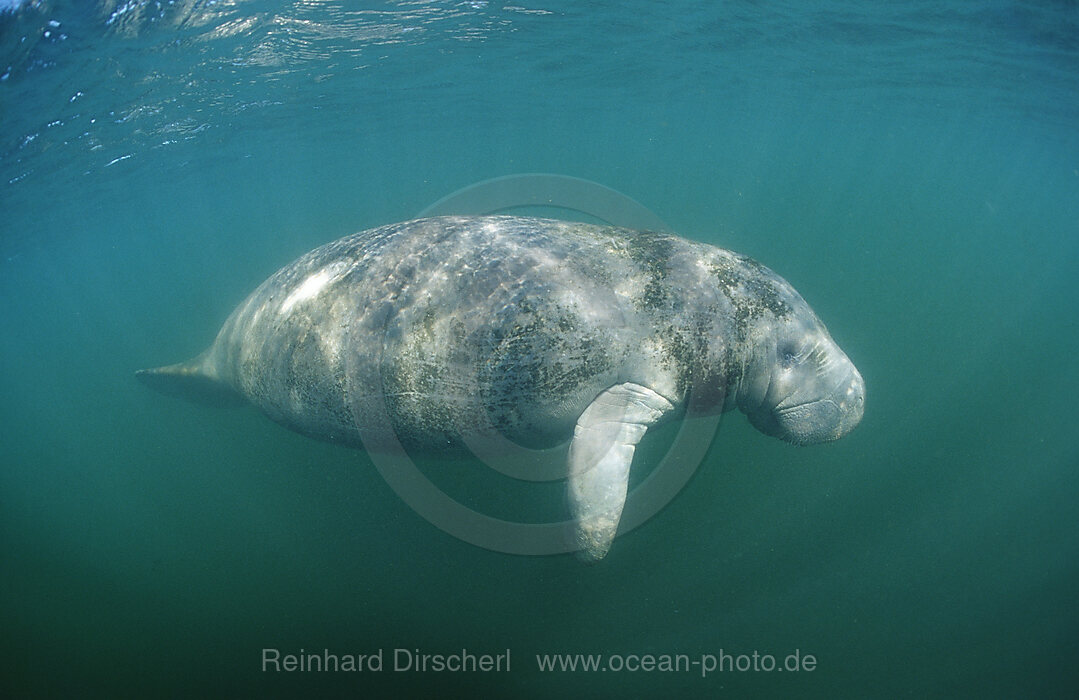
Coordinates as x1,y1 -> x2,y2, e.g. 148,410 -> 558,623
138,216 -> 730,451
354,217 -> 646,450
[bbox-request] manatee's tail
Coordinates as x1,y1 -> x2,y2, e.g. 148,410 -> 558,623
135,356 -> 245,407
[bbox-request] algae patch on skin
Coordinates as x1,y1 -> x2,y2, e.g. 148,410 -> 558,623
706,254 -> 792,341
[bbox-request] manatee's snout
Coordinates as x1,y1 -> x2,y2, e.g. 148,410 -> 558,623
773,363 -> 864,445
743,325 -> 865,446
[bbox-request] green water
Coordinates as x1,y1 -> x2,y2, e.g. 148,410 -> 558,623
2,1 -> 1077,697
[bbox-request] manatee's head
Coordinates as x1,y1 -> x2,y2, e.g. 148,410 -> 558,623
735,286 -> 865,446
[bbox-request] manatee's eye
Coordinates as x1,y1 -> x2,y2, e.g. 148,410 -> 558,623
778,342 -> 799,369
778,338 -> 813,370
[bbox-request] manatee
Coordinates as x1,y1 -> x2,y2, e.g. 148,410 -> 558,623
137,215 -> 865,560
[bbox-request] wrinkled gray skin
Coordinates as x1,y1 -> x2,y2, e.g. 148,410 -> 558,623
138,216 -> 865,556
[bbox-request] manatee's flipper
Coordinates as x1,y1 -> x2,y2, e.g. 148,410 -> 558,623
135,355 -> 243,407
567,382 -> 674,561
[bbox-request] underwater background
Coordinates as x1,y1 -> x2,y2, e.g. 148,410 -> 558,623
2,1 -> 1077,697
